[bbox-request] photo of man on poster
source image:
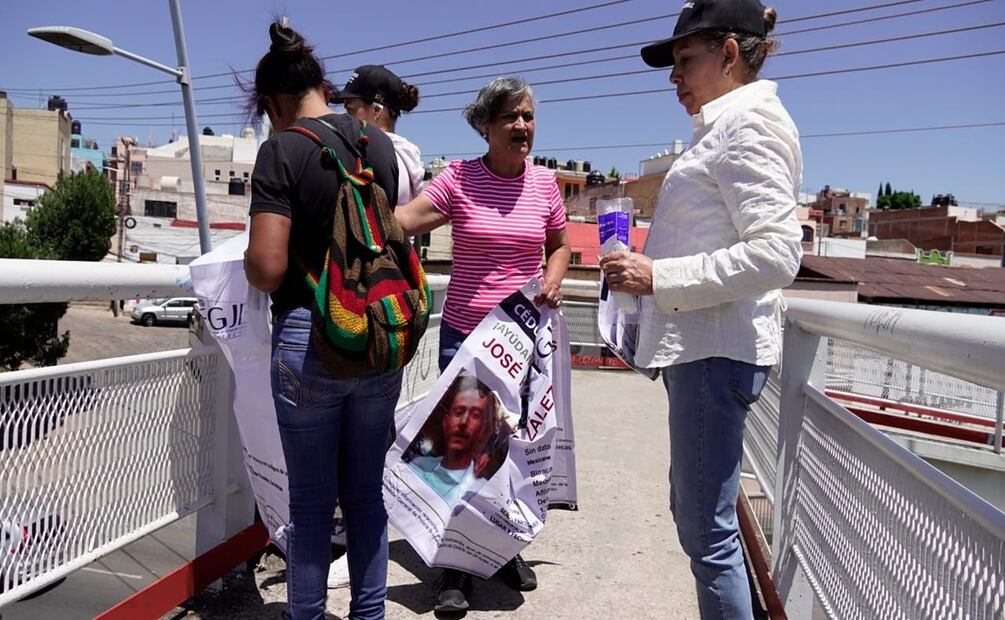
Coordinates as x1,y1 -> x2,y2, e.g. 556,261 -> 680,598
403,371 -> 517,507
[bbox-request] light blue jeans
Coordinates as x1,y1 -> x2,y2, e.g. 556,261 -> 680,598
271,306 -> 402,620
662,357 -> 770,620
437,320 -> 468,373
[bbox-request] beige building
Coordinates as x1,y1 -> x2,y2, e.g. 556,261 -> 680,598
0,94 -> 14,208
137,129 -> 259,195
10,106 -> 72,186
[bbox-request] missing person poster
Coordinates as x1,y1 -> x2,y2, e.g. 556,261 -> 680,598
383,279 -> 576,578
597,278 -> 660,381
189,233 -> 290,553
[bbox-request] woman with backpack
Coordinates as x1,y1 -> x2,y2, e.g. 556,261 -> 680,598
394,76 -> 571,614
245,20 -> 409,620
323,64 -> 423,593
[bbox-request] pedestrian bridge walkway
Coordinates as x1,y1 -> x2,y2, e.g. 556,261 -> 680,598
171,370 -> 700,620
1,259 -> 1003,619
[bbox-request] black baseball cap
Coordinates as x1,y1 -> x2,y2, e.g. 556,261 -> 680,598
334,65 -> 403,111
641,0 -> 767,68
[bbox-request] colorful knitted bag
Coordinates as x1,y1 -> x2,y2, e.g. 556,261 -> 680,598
284,118 -> 430,377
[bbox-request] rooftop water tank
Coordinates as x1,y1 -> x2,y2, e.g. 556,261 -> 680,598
229,177 -> 246,196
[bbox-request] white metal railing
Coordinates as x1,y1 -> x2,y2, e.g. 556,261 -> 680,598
825,338 -> 1001,421
1,347 -> 221,604
4,259 -> 1005,616
0,260 -> 451,607
764,299 -> 1005,619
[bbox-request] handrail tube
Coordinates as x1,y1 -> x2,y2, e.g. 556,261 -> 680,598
0,260 -> 458,304
0,259 -> 194,303
804,384 -> 1005,538
0,346 -> 213,385
786,298 -> 1005,393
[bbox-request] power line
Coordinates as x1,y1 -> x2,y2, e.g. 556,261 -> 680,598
5,0 -> 638,92
423,121 -> 1005,158
72,48 -> 1005,125
59,10 -> 1005,115
410,48 -> 1005,113
404,0 -> 993,85
411,21 -> 1005,100
1,0 -> 942,95
7,0 -> 983,109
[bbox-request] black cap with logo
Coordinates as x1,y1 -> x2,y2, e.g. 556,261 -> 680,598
334,65 -> 403,111
641,0 -> 767,68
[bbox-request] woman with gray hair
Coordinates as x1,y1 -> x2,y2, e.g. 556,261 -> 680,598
395,76 -> 571,612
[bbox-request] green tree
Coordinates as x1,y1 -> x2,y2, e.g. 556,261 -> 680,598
0,221 -> 69,370
878,182 -> 884,203
608,166 -> 621,181
876,190 -> 922,210
27,171 -> 116,261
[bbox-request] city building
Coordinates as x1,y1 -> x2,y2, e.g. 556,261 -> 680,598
0,93 -> 14,209
137,128 -> 258,195
808,185 -> 870,238
2,179 -> 49,223
868,204 -> 1005,258
9,96 -> 72,187
106,136 -> 147,212
794,255 -> 1005,315
69,120 -> 105,173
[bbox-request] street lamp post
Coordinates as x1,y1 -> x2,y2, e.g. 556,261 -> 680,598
28,0 -> 212,254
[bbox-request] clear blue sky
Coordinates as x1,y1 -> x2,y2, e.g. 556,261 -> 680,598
1,0 -> 1003,205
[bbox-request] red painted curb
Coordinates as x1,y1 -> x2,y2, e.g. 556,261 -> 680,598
94,522 -> 270,620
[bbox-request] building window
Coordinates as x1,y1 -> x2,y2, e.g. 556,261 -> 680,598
570,252 -> 582,265
214,169 -> 221,181
71,138 -> 80,148
975,246 -> 994,255
229,170 -> 235,179
243,171 -> 250,181
144,200 -> 178,218
13,199 -> 35,207
801,226 -> 814,243
131,161 -> 143,177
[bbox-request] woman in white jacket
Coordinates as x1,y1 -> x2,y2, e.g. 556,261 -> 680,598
601,1 -> 802,618
338,64 -> 425,204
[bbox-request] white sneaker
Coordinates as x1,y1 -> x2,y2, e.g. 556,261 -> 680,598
327,554 -> 350,589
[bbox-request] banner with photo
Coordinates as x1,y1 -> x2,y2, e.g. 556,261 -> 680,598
383,279 -> 575,578
597,278 -> 660,381
189,234 -> 290,553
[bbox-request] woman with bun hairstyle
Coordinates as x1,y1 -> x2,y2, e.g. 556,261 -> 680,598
338,65 -> 424,206
245,20 -> 402,620
600,2 -> 802,618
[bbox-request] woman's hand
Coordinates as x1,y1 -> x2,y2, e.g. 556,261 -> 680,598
535,277 -> 563,308
599,251 -> 654,296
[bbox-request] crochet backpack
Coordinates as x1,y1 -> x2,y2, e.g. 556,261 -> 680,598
284,117 -> 430,377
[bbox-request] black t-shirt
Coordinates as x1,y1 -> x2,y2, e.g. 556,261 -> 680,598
250,114 -> 399,312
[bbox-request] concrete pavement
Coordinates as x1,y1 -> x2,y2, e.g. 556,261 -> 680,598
58,304 -> 191,364
167,369 -> 701,619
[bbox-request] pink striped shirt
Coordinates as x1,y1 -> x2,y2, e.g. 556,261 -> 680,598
423,158 -> 566,333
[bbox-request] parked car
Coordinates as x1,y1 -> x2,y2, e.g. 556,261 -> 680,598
131,297 -> 198,327
0,508 -> 66,594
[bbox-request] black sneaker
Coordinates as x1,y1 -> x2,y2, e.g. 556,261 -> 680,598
500,553 -> 537,591
434,569 -> 472,613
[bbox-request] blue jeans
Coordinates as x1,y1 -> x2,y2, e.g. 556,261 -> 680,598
438,321 -> 468,373
271,307 -> 403,620
662,357 -> 770,620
